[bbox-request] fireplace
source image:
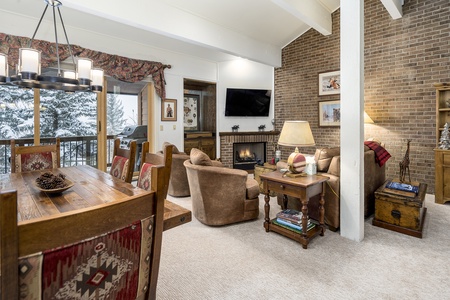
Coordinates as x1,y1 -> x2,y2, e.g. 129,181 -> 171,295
233,142 -> 266,170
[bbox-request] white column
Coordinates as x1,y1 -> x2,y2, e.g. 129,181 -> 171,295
340,0 -> 365,241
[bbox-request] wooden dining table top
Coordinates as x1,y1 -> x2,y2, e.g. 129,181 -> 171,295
0,165 -> 191,230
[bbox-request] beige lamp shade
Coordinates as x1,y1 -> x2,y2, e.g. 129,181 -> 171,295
278,121 -> 315,148
364,111 -> 374,124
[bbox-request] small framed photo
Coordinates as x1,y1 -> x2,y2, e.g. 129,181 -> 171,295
319,70 -> 340,96
161,99 -> 177,121
184,94 -> 199,131
318,100 -> 340,127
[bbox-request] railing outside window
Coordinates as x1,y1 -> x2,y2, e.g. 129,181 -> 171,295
0,135 -> 116,174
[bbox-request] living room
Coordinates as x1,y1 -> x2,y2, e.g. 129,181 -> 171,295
1,0 -> 449,298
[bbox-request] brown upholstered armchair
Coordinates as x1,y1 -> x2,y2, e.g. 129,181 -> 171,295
157,142 -> 190,197
184,148 -> 260,226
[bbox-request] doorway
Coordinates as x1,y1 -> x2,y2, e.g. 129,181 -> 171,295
183,79 -> 217,159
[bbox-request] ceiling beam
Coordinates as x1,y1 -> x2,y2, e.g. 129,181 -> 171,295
379,0 -> 403,19
271,0 -> 332,36
62,0 -> 281,67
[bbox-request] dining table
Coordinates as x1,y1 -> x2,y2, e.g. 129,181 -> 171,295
0,165 -> 191,230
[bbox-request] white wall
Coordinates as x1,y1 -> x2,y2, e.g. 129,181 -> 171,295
216,59 -> 275,156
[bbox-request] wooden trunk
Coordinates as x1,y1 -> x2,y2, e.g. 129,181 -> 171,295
372,180 -> 427,238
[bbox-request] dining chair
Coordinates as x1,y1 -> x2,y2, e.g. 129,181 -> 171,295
10,138 -> 61,173
0,164 -> 166,299
138,142 -> 173,200
111,138 -> 137,183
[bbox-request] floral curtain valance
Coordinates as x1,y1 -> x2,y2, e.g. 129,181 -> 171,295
0,33 -> 167,99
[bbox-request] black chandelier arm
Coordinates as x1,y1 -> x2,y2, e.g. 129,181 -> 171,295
57,6 -> 76,69
29,5 -> 49,47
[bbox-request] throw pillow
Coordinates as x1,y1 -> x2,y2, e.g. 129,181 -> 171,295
190,148 -> 212,166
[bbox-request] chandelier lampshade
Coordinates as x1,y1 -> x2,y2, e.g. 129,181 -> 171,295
0,0 -> 103,92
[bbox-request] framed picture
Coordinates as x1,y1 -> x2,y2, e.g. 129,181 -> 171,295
318,100 -> 340,127
184,94 -> 199,131
161,99 -> 177,121
319,70 -> 340,95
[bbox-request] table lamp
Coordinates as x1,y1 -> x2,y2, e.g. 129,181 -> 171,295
278,121 -> 316,177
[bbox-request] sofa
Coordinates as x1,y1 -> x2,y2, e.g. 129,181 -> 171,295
276,143 -> 387,231
184,148 -> 260,226
157,142 -> 191,197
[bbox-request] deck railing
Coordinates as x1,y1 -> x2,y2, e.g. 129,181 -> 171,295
0,135 -> 116,174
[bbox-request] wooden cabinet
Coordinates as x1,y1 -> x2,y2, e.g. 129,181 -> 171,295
184,132 -> 216,159
434,83 -> 450,147
434,83 -> 450,204
434,149 -> 450,204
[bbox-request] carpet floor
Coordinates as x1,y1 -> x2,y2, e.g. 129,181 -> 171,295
157,193 -> 450,300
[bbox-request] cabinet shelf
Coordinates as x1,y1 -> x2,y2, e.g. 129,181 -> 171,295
435,83 -> 450,204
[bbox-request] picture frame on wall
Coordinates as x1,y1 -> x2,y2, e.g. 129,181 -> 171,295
161,98 -> 177,121
318,70 -> 340,96
184,94 -> 199,131
318,100 -> 340,127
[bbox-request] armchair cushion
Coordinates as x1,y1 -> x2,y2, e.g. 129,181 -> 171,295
110,155 -> 130,182
190,148 -> 213,166
162,141 -> 180,154
314,147 -> 340,172
246,178 -> 260,199
328,156 -> 340,177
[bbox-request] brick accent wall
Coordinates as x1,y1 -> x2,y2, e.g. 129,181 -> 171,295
219,131 -> 280,168
274,0 -> 450,193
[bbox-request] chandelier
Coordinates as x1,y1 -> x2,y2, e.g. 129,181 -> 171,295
0,0 -> 103,92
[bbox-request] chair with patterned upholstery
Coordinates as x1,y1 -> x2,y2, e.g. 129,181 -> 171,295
0,164 -> 166,299
138,142 -> 173,200
110,138 -> 137,183
10,138 -> 60,173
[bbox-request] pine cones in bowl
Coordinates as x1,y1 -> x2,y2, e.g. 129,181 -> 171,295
35,172 -> 74,194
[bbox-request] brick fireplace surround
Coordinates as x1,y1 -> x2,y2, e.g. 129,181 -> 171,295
219,131 -> 280,169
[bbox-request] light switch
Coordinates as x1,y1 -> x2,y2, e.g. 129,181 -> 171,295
173,125 -> 176,130
160,125 -> 163,131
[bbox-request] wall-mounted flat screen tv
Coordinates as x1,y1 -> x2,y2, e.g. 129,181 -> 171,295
225,88 -> 271,117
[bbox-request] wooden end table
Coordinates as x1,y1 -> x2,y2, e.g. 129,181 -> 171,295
260,171 -> 328,249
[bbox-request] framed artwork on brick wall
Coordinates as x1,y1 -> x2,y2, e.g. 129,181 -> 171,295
318,100 -> 340,127
319,70 -> 340,95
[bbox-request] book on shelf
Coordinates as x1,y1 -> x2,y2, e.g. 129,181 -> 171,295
272,219 -> 315,234
276,208 -> 303,223
274,218 -> 315,232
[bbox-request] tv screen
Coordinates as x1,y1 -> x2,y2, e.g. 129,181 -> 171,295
225,88 -> 271,117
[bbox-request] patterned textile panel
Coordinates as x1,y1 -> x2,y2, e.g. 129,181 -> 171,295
137,163 -> 154,191
18,217 -> 154,300
110,155 -> 130,181
15,151 -> 57,172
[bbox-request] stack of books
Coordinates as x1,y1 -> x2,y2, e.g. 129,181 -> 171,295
272,208 -> 315,233
383,180 -> 420,198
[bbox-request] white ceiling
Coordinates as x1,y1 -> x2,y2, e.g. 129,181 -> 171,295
0,0 -> 402,67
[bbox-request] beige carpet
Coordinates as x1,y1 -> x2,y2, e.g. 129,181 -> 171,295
157,193 -> 450,299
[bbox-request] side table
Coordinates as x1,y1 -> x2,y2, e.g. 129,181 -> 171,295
260,171 -> 328,249
372,180 -> 427,238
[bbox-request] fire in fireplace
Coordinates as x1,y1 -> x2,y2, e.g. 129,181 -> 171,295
233,142 -> 266,170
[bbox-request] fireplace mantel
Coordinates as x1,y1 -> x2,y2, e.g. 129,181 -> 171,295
219,131 -> 280,136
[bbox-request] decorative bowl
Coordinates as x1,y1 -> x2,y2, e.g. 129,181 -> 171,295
34,179 -> 74,194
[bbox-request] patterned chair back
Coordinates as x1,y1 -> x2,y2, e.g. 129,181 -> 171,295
138,142 -> 173,200
0,165 -> 166,299
10,138 -> 60,173
111,138 -> 137,183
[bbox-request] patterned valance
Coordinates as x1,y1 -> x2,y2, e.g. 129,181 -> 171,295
0,33 -> 167,98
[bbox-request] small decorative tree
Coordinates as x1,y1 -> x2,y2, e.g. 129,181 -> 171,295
439,123 -> 450,150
